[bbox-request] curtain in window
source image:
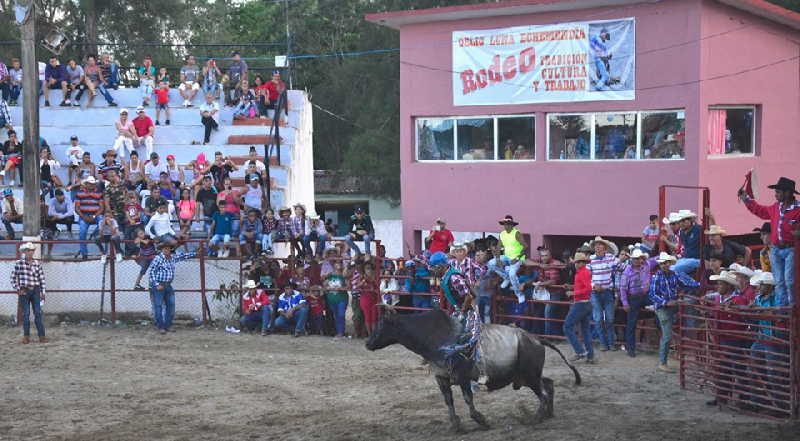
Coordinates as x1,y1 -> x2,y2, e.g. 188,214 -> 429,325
707,110 -> 727,155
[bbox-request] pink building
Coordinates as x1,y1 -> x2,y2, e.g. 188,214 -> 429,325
367,0 -> 800,253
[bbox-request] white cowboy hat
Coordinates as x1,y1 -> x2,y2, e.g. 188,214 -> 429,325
630,248 -> 649,260
728,263 -> 755,278
663,212 -> 682,225
450,242 -> 468,253
19,242 -> 36,251
750,271 -> 776,286
704,225 -> 727,236
655,252 -> 677,263
244,280 -> 258,289
82,175 -> 97,185
677,209 -> 697,221
589,236 -> 619,256
710,271 -> 741,290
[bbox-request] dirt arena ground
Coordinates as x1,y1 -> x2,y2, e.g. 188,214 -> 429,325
1,324 -> 797,441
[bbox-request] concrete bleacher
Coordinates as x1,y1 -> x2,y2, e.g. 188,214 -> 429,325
0,87 -> 316,253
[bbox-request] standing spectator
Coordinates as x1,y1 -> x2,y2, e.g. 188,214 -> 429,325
2,188 -> 23,239
0,59 -> 8,101
729,263 -> 757,303
124,190 -> 144,250
304,214 -> 328,258
253,74 -> 269,117
0,129 -> 22,186
11,242 -> 48,344
112,109 -> 136,159
144,152 -> 168,185
224,50 -> 248,107
179,55 -> 200,107
95,211 -> 124,264
148,242 -> 197,334
232,81 -> 257,120
649,252 -> 701,372
641,214 -> 660,254
195,176 -> 218,232
102,169 -> 127,234
748,272 -> 788,407
587,236 -> 619,351
43,56 -> 68,107
274,283 -> 308,337
47,188 -> 75,237
138,56 -> 156,107
265,70 -> 287,115
355,261 -> 381,336
672,210 -> 703,277
64,58 -> 85,107
132,106 -> 155,158
208,200 -> 234,258
99,53 -> 119,89
82,55 -> 117,107
474,252 -> 496,324
75,176 -> 104,259
754,222 -> 772,272
199,93 -> 220,144
661,212 -> 684,256
527,247 -> 564,336
405,258 -> 432,311
201,58 -> 222,98
7,58 -> 22,106
488,215 -> 528,304
242,174 -> 265,213
133,229 -> 156,290
239,208 -> 264,259
176,188 -> 197,247
345,207 -> 375,258
217,177 -> 242,237
563,252 -> 594,363
275,206 -> 293,244
619,249 -> 654,358
240,280 -> 272,334
324,261 -> 348,337
154,80 -> 171,126
0,94 -> 13,138
703,225 -> 750,268
740,177 -> 800,306
426,218 -> 454,254
306,285 -> 326,335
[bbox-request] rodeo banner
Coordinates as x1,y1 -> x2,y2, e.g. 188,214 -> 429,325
453,18 -> 635,106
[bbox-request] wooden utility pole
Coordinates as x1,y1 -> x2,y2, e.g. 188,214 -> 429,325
19,0 -> 41,237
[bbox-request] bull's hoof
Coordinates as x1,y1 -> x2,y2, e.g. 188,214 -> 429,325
450,417 -> 465,434
471,411 -> 491,429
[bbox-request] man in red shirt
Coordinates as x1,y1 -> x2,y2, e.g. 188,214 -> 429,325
740,176 -> 800,306
240,279 -> 272,335
426,218 -> 454,254
132,106 -> 155,158
265,70 -> 286,109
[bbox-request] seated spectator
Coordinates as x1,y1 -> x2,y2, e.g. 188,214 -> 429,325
253,74 -> 269,117
232,80 -> 257,120
246,146 -> 267,173
69,152 -> 96,200
43,56 -> 68,107
201,58 -> 222,98
240,280 -> 272,334
275,206 -> 293,243
75,176 -> 104,259
157,172 -> 178,202
138,56 -> 156,107
0,129 -> 22,186
142,182 -> 164,223
7,58 -> 22,106
199,94 -> 220,145
124,190 -> 144,250
242,174 -> 265,213
261,207 -> 277,254
179,55 -> 200,107
304,214 -> 328,259
113,109 -> 136,159
39,146 -> 62,198
64,58 -> 85,107
98,149 -> 123,183
306,285 -> 325,335
190,153 -> 212,190
209,152 -> 237,190
133,228 -> 156,290
144,201 -> 177,247
144,152 -> 168,185
176,188 -> 197,250
224,51 -> 248,107
379,264 -> 399,306
239,208 -> 264,259
209,200 -> 234,258
346,207 -> 375,258
47,188 -> 75,237
2,188 -> 22,239
99,53 -> 119,90
195,176 -> 218,232
154,80 -> 171,126
65,135 -> 84,180
290,203 -> 308,257
165,155 -> 183,189
95,211 -> 124,264
0,60 -> 8,102
82,55 -> 117,107
124,150 -> 145,192
132,107 -> 155,158
704,225 -> 750,268
274,283 -> 308,337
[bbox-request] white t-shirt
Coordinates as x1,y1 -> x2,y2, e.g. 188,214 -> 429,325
199,101 -> 220,122
66,144 -> 84,166
144,160 -> 168,182
37,62 -> 46,81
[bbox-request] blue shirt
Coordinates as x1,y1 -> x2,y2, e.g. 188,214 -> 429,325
405,266 -> 431,293
648,269 -> 700,309
45,64 -> 66,82
679,224 -> 702,259
212,212 -> 233,235
753,293 -> 782,341
149,251 -> 197,285
277,291 -> 306,312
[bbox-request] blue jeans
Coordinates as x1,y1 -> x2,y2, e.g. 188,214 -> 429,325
20,287 -> 45,337
749,341 -> 790,406
330,301 -> 347,335
261,231 -> 274,250
240,308 -> 272,331
79,215 -> 103,257
594,57 -> 609,90
239,232 -> 263,245
655,306 -> 677,364
544,297 -> 564,336
95,83 -> 115,104
590,289 -> 616,348
274,305 -> 309,334
10,84 -> 21,101
233,102 -> 256,118
477,296 -> 492,324
564,301 -> 594,359
770,247 -> 794,306
672,258 -> 700,278
106,64 -> 119,88
346,234 -> 372,255
488,256 -> 522,301
303,232 -> 328,257
151,282 -> 175,330
624,294 -> 650,354
412,293 -> 432,311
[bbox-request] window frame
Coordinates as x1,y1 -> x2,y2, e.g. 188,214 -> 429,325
707,105 -> 757,159
414,114 -> 537,162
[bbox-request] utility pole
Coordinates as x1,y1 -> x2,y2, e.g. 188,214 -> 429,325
285,0 -> 292,89
19,0 -> 41,238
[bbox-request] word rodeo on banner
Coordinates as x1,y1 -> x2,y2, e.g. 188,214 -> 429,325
453,18 -> 635,106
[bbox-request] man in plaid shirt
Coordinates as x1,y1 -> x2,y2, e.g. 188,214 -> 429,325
0,95 -> 12,134
11,243 -> 47,343
149,242 -> 197,334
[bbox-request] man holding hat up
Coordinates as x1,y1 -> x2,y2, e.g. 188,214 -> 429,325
148,242 -> 197,334
740,176 -> 800,306
11,242 -> 47,344
488,215 -> 529,304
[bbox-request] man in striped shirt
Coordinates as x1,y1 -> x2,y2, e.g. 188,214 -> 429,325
75,176 -> 104,259
149,242 -> 197,334
11,242 -> 47,343
587,236 -> 619,351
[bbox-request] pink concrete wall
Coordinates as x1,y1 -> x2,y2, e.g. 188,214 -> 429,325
697,0 -> 800,235
399,0 -> 709,246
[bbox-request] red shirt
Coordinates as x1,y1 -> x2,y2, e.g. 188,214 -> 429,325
306,294 -> 324,315
242,290 -> 270,314
154,87 -> 170,105
254,84 -> 269,98
265,80 -> 285,102
132,116 -> 154,137
428,229 -> 454,254
573,266 -> 592,302
745,198 -> 800,246
708,292 -> 750,342
125,203 -> 143,225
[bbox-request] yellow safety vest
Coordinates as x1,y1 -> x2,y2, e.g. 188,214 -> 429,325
500,228 -> 524,260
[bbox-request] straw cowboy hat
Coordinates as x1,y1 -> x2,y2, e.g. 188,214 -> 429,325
278,206 -> 291,214
498,215 -> 519,226
704,225 -> 727,236
244,280 -> 258,289
450,242 -> 468,253
662,212 -> 682,225
677,209 -> 697,221
710,271 -> 741,290
655,252 -> 677,263
728,263 -> 755,278
589,236 -> 619,256
629,248 -> 649,260
19,242 -> 36,251
572,252 -> 590,263
750,271 -> 776,286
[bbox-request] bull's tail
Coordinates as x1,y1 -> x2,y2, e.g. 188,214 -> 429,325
539,339 -> 582,386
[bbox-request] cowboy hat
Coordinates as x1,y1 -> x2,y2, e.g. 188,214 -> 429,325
663,212 -> 682,225
676,209 -> 697,221
450,242 -> 468,253
589,236 -> 619,256
572,252 -> 590,263
278,206 -> 291,214
655,252 -> 677,263
82,176 -> 97,185
292,203 -> 306,211
244,280 -> 258,289
753,222 -> 771,234
767,177 -> 799,195
728,263 -> 755,278
498,215 -> 519,226
710,271 -> 741,290
157,241 -> 174,250
630,248 -> 649,260
19,242 -> 36,251
750,271 -> 776,286
704,225 -> 727,236
435,217 -> 447,225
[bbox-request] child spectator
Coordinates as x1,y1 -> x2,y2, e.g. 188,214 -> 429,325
380,263 -> 399,306
7,59 -> 22,106
232,80 -> 257,120
138,56 -> 156,107
240,208 -> 264,259
405,259 -> 432,311
65,135 -> 84,183
306,285 -> 325,335
641,214 -> 660,253
154,80 -> 171,125
325,262 -> 348,338
356,261 -> 380,337
144,201 -> 177,247
261,207 -> 277,254
157,67 -> 170,85
133,229 -> 156,290
124,191 -> 144,252
96,212 -> 124,264
64,58 -> 84,107
176,188 -> 197,250
209,199 -> 233,258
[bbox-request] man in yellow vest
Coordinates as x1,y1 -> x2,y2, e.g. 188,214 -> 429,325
487,215 -> 529,304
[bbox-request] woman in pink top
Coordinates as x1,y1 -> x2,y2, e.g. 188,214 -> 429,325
176,188 -> 197,251
112,108 -> 136,159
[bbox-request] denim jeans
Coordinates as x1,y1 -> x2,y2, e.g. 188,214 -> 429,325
79,215 -> 103,257
303,232 -> 328,257
488,256 -> 522,302
240,307 -> 272,331
594,57 -> 609,90
106,64 -> 119,88
477,296 -> 492,324
672,258 -> 700,278
624,294 -> 650,354
770,247 -> 794,306
274,305 -> 309,334
749,341 -> 790,406
563,301 -> 594,359
261,231 -> 274,251
412,294 -> 432,311
20,287 -> 45,337
590,289 -> 616,348
330,301 -> 347,335
346,234 -> 372,255
544,294 -> 564,336
10,84 -> 21,101
715,339 -> 750,398
239,232 -> 263,245
655,306 -> 677,364
152,282 -> 176,330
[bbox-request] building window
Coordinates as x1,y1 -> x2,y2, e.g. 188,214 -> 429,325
415,115 -> 535,161
707,107 -> 755,156
548,110 -> 685,160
